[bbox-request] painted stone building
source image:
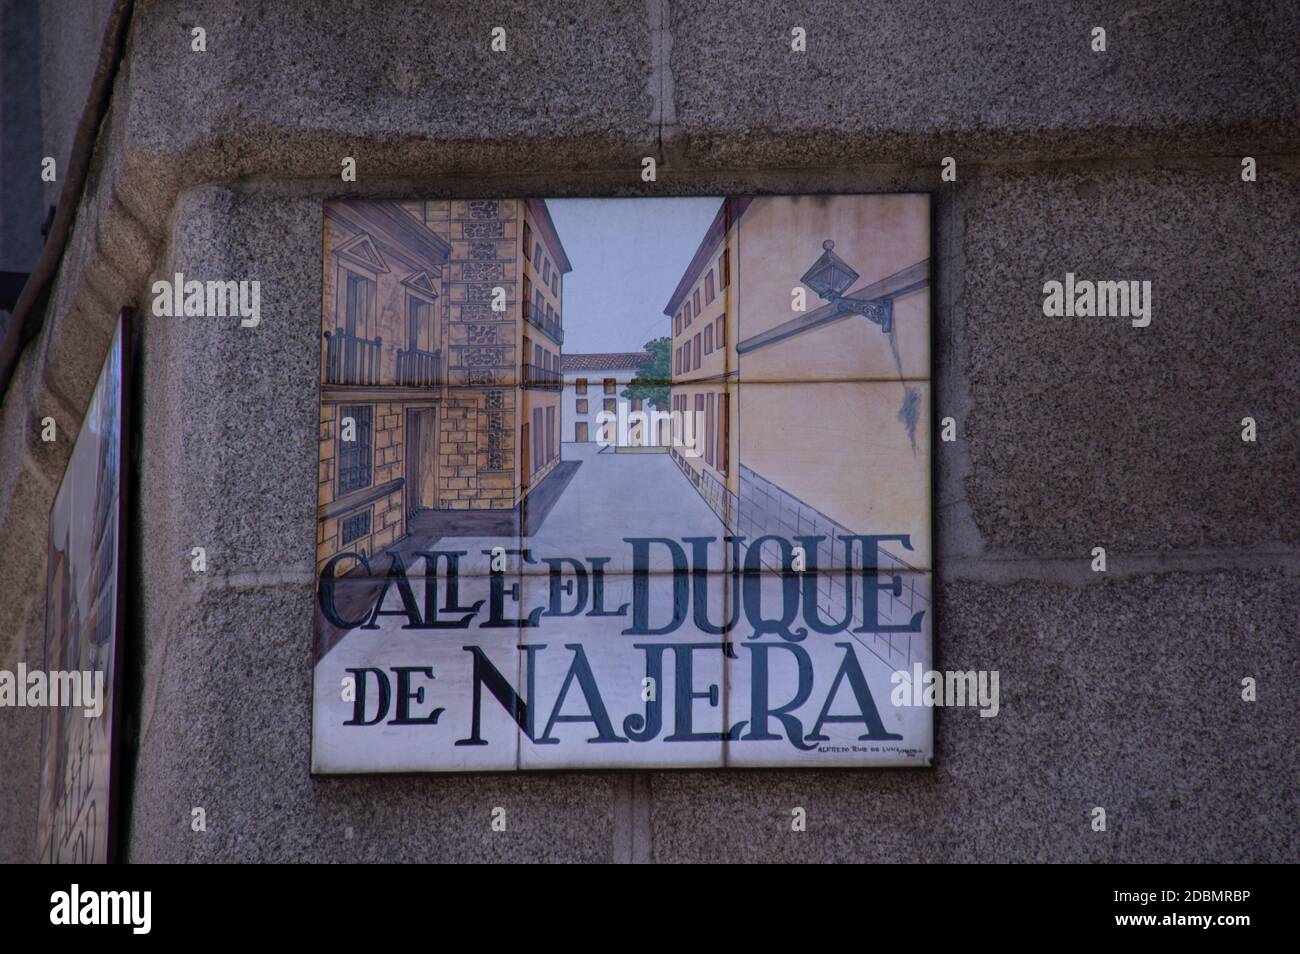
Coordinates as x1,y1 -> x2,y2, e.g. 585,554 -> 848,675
561,351 -> 651,444
317,198 -> 570,573
517,199 -> 570,492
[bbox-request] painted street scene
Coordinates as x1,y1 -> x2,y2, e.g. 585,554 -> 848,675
313,195 -> 933,771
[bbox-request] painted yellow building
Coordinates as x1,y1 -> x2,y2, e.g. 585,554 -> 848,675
667,194 -> 931,574
732,195 -> 931,572
517,199 -> 569,494
664,197 -> 746,525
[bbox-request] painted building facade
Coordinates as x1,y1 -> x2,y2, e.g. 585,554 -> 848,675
665,198 -> 745,521
561,351 -> 651,445
731,195 -> 931,572
317,199 -> 570,573
667,195 -> 931,664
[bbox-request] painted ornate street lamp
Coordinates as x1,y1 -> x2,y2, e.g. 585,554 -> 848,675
799,240 -> 892,333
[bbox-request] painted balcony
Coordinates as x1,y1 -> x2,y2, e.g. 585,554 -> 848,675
323,330 -> 382,386
523,362 -> 562,390
396,347 -> 443,387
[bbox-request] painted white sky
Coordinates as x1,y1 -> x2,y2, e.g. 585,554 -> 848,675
545,197 -> 722,354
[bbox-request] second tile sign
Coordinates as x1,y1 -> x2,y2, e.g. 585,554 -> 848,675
312,195 -> 932,771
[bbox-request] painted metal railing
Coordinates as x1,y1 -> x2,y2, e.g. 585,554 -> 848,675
396,347 -> 442,387
523,362 -> 562,390
323,330 -> 382,385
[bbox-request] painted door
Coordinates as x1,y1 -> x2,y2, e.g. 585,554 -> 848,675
405,408 -> 438,515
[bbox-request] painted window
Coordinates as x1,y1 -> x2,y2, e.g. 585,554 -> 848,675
407,295 -> 434,352
337,405 -> 373,496
717,393 -> 729,475
533,408 -> 543,472
341,509 -> 371,546
706,392 -> 715,466
342,271 -> 374,336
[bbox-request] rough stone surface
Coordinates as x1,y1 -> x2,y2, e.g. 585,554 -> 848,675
0,352 -> 56,661
128,585 -> 614,862
0,593 -> 45,863
1,0 -> 1297,864
961,165 -> 1300,556
137,187 -> 322,581
649,570 -> 1298,863
123,0 -> 655,178
669,0 -> 1300,165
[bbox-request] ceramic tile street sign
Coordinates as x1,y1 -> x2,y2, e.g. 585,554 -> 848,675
312,196 -> 932,771
35,313 -> 131,860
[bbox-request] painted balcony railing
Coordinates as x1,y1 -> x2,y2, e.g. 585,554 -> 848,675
523,363 -> 562,390
324,330 -> 382,386
524,301 -> 564,344
396,347 -> 443,387
534,312 -> 564,344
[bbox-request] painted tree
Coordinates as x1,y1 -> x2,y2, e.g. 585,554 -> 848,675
621,337 -> 671,410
